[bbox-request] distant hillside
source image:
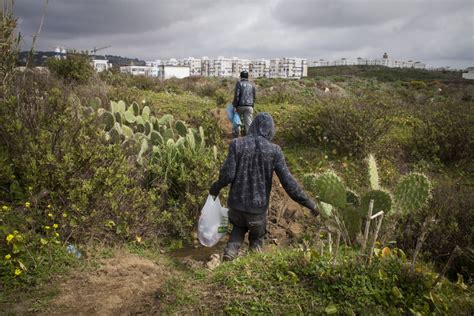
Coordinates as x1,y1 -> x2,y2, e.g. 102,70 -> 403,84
308,65 -> 463,82
18,51 -> 146,67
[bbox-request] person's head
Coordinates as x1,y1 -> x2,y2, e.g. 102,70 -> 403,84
240,70 -> 249,79
248,112 -> 275,140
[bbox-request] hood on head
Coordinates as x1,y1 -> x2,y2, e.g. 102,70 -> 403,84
248,112 -> 275,140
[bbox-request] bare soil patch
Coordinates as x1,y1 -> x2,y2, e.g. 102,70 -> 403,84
39,251 -> 171,315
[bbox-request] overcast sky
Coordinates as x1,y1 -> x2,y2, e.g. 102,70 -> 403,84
14,0 -> 474,68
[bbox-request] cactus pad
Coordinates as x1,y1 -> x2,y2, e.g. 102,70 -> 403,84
367,154 -> 380,190
303,171 -> 346,209
150,131 -> 163,146
342,205 -> 362,241
318,201 -> 333,217
175,120 -> 187,137
100,111 -> 115,131
158,114 -> 174,126
346,190 -> 360,206
163,128 -> 174,141
394,173 -> 432,213
144,122 -> 152,135
142,106 -> 150,121
130,102 -> 140,116
90,97 -> 101,110
360,189 -> 392,216
123,111 -> 136,124
114,112 -> 122,125
121,125 -> 134,139
117,100 -> 126,113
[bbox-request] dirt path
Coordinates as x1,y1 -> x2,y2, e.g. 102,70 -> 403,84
25,250 -> 172,315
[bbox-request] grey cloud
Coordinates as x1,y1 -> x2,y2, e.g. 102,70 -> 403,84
13,0 -> 474,68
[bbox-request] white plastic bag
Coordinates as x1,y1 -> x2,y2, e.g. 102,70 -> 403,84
198,195 -> 229,247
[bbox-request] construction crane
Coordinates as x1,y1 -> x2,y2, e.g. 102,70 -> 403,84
90,45 -> 111,56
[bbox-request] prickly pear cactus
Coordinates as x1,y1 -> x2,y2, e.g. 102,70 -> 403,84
394,173 -> 432,213
121,125 -> 134,139
318,201 -> 333,217
130,102 -> 140,116
303,171 -> 346,209
90,97 -> 102,110
142,106 -> 150,121
150,131 -> 163,146
100,111 -> 115,131
123,111 -> 136,124
186,130 -> 196,149
117,100 -> 126,113
136,115 -> 145,125
158,114 -> 174,126
367,154 -> 380,190
346,190 -> 360,206
144,122 -> 152,135
175,120 -> 187,137
114,112 -> 122,125
360,189 -> 392,216
342,205 -> 362,241
163,128 -> 174,141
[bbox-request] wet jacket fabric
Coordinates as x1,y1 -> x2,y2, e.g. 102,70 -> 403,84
233,79 -> 256,107
210,113 -> 317,214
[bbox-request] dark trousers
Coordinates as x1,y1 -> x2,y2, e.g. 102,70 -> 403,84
223,209 -> 267,260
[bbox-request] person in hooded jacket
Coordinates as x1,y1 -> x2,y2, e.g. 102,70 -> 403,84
210,112 -> 319,261
232,70 -> 256,136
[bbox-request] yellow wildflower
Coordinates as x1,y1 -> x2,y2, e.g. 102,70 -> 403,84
48,213 -> 53,218
135,236 -> 142,243
381,247 -> 391,257
47,204 -> 52,209
25,202 -> 30,208
5,254 -> 11,260
62,212 -> 68,218
14,268 -> 22,276
2,205 -> 8,211
54,232 -> 59,237
53,223 -> 59,229
6,234 -> 14,242
44,226 -> 50,230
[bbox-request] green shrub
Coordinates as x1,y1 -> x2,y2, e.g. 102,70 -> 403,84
282,102 -> 385,158
410,102 -> 474,163
47,52 -> 95,84
211,249 -> 473,314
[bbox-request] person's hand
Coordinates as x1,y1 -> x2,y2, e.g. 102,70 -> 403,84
233,107 -> 237,113
309,204 -> 320,217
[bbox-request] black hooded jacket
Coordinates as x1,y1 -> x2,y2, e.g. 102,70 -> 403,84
233,79 -> 256,107
210,113 -> 317,214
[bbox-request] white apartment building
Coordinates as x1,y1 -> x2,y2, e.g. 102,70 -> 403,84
211,56 -> 234,77
158,65 -> 190,79
462,67 -> 474,80
314,54 -> 426,69
120,65 -> 152,76
180,57 -> 202,76
232,57 -> 250,77
201,56 -> 210,77
268,58 -> 307,79
91,59 -> 111,72
250,59 -> 270,78
269,59 -> 281,78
